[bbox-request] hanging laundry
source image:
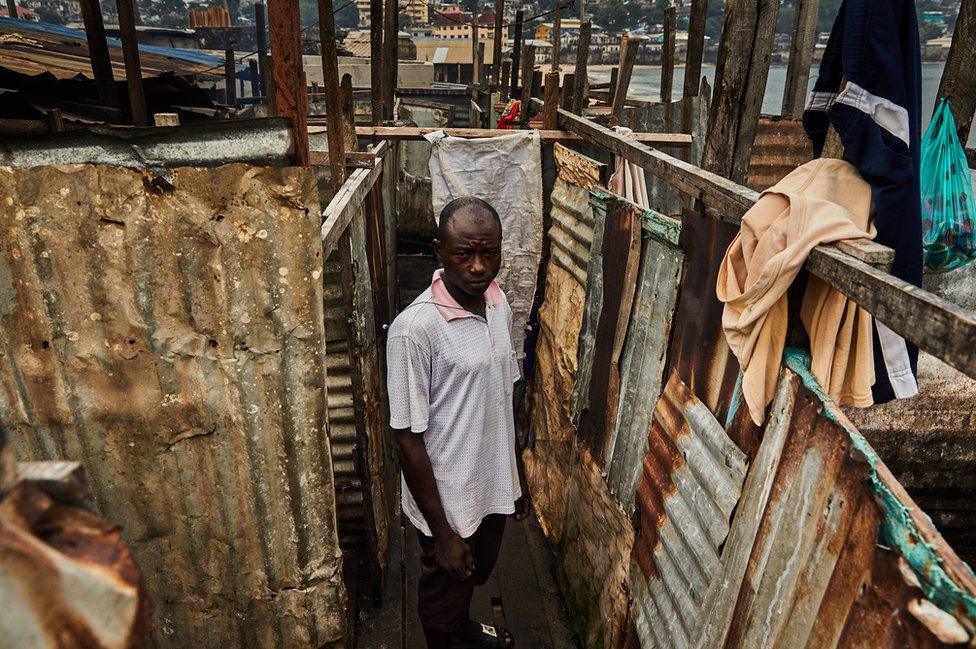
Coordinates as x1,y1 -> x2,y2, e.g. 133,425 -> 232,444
425,129 -> 544,362
802,0 -> 922,403
717,158 -> 876,425
608,127 -> 649,208
920,98 -> 976,272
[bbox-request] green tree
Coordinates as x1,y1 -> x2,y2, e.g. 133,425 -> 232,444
300,0 -> 360,28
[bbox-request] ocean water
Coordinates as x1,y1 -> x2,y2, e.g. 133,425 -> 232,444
588,62 -> 973,146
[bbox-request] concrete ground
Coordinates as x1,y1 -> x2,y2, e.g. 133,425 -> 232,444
354,511 -> 579,649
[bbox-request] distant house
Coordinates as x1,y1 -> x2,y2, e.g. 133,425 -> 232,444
0,5 -> 40,21
534,18 -> 602,42
432,9 -> 497,40
414,37 -> 508,83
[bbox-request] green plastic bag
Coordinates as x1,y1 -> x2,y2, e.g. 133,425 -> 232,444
920,98 -> 976,272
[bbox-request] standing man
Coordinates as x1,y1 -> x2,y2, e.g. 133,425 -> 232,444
387,196 -> 529,649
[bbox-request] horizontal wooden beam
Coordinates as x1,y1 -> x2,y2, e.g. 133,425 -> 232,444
316,125 -> 693,147
320,147 -> 384,256
557,108 -> 976,382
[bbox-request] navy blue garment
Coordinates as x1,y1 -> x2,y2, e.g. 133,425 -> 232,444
802,0 -> 922,403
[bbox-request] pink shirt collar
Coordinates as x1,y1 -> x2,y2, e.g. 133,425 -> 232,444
430,269 -> 503,321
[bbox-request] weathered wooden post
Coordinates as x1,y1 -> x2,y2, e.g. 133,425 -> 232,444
571,19 -> 591,115
255,2 -> 269,97
382,0 -> 397,120
5,0 -> 17,19
936,0 -> 975,144
370,0 -> 383,124
683,0 -> 707,98
115,0 -> 148,126
519,43 -> 535,128
781,0 -> 819,118
78,0 -> 119,110
509,9 -> 524,100
551,3 -> 562,72
248,59 -> 260,97
501,60 -> 512,100
471,9 -> 480,86
561,72 -> 576,109
318,0 -> 347,186
661,6 -> 676,103
492,0 -> 505,88
543,71 -> 560,129
609,66 -> 619,96
702,0 -> 781,183
268,0 -> 309,165
224,48 -> 237,106
612,32 -> 642,124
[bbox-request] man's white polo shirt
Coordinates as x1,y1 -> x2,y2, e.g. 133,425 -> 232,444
387,269 -> 521,538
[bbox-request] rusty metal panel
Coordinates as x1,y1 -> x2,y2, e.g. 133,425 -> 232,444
694,353 -> 976,649
746,116 -> 813,191
0,164 -> 346,648
0,475 -> 151,649
523,145 -> 603,543
629,372 -> 747,649
605,209 -> 683,508
666,209 -> 741,421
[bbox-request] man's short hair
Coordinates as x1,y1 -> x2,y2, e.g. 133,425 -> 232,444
438,196 -> 501,239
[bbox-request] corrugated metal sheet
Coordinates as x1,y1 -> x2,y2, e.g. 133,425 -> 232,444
629,372 -> 747,649
605,208 -> 683,509
746,116 -> 813,191
0,164 -> 346,648
549,143 -> 603,284
523,144 -> 603,544
0,16 -> 225,79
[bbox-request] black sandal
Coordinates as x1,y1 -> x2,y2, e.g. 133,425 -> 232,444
454,622 -> 515,648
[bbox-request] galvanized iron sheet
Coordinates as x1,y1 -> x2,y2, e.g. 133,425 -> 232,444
629,372 -> 747,648
666,209 -> 741,422
0,164 -> 346,648
523,144 -> 603,543
605,207 -> 683,508
746,116 -> 813,191
694,355 -> 976,648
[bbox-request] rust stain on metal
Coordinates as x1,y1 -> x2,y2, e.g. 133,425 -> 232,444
667,209 -> 741,421
0,164 -> 346,648
0,482 -> 151,648
629,371 -> 747,648
746,116 -> 813,191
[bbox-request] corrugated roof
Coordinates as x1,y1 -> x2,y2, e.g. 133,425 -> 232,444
0,17 -> 224,80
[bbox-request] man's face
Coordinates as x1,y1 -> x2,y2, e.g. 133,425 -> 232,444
434,208 -> 502,297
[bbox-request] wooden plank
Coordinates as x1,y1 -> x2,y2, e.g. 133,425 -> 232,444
936,0 -> 976,143
492,0 -> 505,87
509,9 -> 524,100
382,0 -> 397,120
224,48 -> 237,106
781,0 -> 819,118
5,0 -> 16,20
543,71 -> 560,130
661,8 -> 676,103
248,59 -> 260,97
571,20 -> 591,115
348,124 -> 692,145
560,73 -> 575,110
268,0 -> 309,165
519,44 -> 536,128
612,34 -> 644,124
115,0 -> 148,126
369,0 -> 383,125
321,155 -> 384,255
78,0 -> 119,110
683,0 -> 708,99
501,60 -> 512,99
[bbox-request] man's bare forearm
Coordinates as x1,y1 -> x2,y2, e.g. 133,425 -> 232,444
395,428 -> 453,538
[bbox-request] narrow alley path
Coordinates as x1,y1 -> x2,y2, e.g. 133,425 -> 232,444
355,511 -> 579,648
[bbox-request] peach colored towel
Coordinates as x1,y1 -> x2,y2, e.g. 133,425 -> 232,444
717,158 -> 876,425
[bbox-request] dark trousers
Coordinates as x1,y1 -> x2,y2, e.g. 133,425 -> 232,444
416,514 -> 507,633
